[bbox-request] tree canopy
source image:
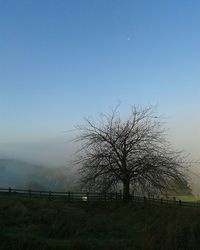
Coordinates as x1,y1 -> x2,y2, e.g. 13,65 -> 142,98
75,106 -> 189,201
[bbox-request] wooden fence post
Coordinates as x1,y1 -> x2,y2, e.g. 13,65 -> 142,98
119,190 -> 122,200
49,191 -> 51,200
65,192 -> 69,201
68,192 -> 71,201
104,193 -> 106,202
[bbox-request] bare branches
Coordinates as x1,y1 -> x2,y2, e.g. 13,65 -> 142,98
74,105 -> 188,199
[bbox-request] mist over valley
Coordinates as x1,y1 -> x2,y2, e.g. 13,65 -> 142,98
0,158 -> 79,191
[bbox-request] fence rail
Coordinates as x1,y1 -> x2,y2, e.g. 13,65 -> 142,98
0,187 -> 200,208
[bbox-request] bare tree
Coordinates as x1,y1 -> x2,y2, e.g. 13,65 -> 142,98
75,106 -> 188,201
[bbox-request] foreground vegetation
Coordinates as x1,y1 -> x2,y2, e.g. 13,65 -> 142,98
1,197 -> 200,250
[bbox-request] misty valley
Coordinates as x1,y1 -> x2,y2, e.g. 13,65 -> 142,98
0,159 -> 79,192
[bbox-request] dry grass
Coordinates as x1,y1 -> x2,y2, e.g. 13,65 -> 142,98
1,196 -> 200,249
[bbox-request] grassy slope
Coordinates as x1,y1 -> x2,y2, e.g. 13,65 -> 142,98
0,197 -> 200,250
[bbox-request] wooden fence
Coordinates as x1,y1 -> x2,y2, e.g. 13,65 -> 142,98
0,187 -> 200,208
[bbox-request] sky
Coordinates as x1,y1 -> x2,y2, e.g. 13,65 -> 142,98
0,0 -> 200,166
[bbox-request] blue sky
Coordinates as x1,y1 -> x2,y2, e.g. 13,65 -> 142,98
0,0 -> 200,164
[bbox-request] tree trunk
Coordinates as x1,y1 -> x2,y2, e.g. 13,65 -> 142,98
123,180 -> 130,202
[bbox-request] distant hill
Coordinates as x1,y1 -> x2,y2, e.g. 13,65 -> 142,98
0,158 -> 45,189
0,158 -> 80,191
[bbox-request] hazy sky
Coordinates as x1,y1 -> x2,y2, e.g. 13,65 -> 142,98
0,0 -> 200,165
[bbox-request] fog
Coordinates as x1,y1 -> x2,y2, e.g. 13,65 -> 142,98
0,115 -> 200,194
1,119 -> 199,169
0,136 -> 75,167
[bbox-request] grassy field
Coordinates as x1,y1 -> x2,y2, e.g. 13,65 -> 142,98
173,195 -> 200,202
1,196 -> 200,250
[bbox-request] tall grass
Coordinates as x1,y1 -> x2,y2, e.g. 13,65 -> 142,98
1,196 -> 200,249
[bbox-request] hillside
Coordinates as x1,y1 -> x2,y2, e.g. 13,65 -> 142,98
0,159 -> 79,191
0,196 -> 200,250
0,159 -> 45,188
